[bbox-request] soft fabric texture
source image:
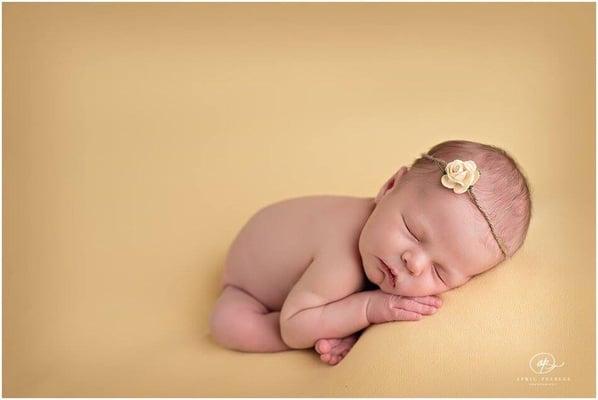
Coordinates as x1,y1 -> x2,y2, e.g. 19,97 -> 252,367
3,3 -> 594,397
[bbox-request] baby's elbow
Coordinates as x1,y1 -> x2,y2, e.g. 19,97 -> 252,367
279,320 -> 301,349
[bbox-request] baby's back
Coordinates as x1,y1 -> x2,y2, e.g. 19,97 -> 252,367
221,195 -> 370,311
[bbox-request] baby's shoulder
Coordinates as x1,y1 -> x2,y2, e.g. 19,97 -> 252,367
280,236 -> 368,320
257,194 -> 356,216
273,196 -> 373,316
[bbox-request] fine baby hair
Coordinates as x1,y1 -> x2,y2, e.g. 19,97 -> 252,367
407,140 -> 533,262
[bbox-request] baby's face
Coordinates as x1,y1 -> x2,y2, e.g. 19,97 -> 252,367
359,166 -> 501,297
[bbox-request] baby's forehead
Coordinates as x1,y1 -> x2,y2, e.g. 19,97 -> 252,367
402,178 -> 470,214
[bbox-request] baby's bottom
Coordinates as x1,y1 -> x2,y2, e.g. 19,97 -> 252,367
209,284 -> 291,352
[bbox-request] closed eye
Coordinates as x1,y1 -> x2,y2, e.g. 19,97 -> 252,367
434,264 -> 446,285
401,215 -> 419,242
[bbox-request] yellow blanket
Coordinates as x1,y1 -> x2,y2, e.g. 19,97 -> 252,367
3,3 -> 594,396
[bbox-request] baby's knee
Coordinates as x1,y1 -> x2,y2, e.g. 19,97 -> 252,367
209,305 -> 255,350
209,306 -> 234,346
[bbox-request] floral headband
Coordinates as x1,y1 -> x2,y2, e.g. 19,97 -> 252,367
421,153 -> 509,260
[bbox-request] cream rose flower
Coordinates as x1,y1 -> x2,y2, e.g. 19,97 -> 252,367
440,159 -> 480,194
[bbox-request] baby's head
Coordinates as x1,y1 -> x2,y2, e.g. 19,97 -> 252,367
359,140 -> 532,297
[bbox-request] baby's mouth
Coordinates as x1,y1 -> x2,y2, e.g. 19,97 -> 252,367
378,257 -> 397,288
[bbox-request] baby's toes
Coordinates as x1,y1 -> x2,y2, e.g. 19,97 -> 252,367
315,338 -> 341,355
315,340 -> 329,354
330,335 -> 358,355
328,354 -> 341,365
316,334 -> 360,365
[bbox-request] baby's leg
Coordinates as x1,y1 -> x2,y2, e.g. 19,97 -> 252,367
209,284 -> 291,353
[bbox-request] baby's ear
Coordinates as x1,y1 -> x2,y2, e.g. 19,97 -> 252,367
374,166 -> 410,204
396,166 -> 410,180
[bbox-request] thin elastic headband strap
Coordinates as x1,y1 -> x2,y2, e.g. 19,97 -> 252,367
421,153 -> 510,260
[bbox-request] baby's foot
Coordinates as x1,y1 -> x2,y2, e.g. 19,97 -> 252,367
314,333 -> 359,366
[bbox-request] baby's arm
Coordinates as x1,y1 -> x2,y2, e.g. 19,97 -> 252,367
281,289 -> 440,349
280,254 -> 441,349
280,290 -> 373,349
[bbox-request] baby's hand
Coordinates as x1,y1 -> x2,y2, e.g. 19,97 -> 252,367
366,289 -> 442,325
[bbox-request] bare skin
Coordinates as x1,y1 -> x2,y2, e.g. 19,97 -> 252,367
209,165 -> 502,365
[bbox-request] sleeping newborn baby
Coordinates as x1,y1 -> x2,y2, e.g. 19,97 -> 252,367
209,139 -> 532,365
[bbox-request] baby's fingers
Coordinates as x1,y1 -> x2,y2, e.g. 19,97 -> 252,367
391,308 -> 423,321
409,296 -> 443,308
393,298 -> 438,315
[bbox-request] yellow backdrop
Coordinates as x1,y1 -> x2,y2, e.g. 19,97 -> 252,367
3,2 -> 595,397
